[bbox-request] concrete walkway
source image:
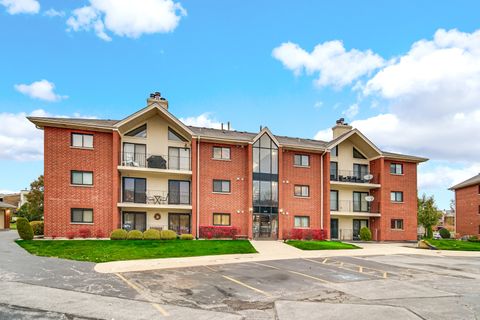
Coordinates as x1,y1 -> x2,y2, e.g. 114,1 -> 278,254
95,240 -> 480,273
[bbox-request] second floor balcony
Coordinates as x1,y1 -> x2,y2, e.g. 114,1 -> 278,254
120,152 -> 191,172
330,200 -> 380,215
119,190 -> 192,208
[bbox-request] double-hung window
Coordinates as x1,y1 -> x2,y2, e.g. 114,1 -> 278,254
71,208 -> 93,224
391,191 -> 404,202
213,180 -> 231,193
213,147 -> 230,160
294,216 -> 310,228
71,171 -> 93,186
390,163 -> 403,175
213,213 -> 231,226
294,154 -> 309,167
71,133 -> 93,148
391,219 -> 404,230
294,185 -> 310,197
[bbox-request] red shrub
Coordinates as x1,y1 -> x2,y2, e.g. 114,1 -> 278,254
51,234 -> 57,240
66,231 -> 75,239
95,229 -> 105,239
288,228 -> 326,241
78,227 -> 91,239
199,226 -> 239,239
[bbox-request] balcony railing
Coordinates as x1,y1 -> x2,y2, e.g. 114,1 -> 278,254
120,152 -> 191,171
122,190 -> 191,205
330,200 -> 379,213
330,170 -> 379,184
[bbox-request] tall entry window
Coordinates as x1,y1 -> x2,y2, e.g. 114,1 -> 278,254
252,133 -> 279,239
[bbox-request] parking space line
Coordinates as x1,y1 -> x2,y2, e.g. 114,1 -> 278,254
203,265 -> 273,297
250,262 -> 281,270
115,273 -> 169,317
303,258 -> 389,279
286,270 -> 333,284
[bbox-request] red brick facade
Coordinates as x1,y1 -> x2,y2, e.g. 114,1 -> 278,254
455,184 -> 480,236
44,127 -> 117,237
38,112 -> 423,241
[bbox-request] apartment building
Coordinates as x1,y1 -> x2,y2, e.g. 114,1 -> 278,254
28,93 -> 427,240
450,174 -> 480,237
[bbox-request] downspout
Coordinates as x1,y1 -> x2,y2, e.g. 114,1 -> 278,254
320,149 -> 327,230
196,136 -> 200,238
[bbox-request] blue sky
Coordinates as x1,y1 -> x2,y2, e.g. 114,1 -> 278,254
1,0 -> 480,209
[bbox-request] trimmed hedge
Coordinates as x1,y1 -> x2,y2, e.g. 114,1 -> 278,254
160,229 -> 177,240
17,218 -> 34,240
127,230 -> 144,240
30,221 -> 44,236
110,229 -> 128,240
359,227 -> 372,241
439,228 -> 451,239
199,226 -> 239,239
180,234 -> 194,240
143,229 -> 161,240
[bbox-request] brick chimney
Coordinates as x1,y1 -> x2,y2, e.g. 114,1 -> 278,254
332,118 -> 353,139
147,91 -> 168,109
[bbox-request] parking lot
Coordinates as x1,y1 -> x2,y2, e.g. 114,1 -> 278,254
120,254 -> 480,319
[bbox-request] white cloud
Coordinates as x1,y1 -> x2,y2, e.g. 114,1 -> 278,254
14,80 -> 68,102
313,128 -> 331,141
342,103 -> 359,119
66,0 -> 187,41
44,8 -> 65,17
179,113 -> 222,129
418,163 -> 480,191
272,41 -> 384,88
313,101 -> 323,109
0,109 -> 97,161
1,0 -> 39,14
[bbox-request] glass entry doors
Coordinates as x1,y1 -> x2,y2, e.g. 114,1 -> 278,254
253,214 -> 278,239
168,213 -> 191,234
353,219 -> 368,240
122,212 -> 146,231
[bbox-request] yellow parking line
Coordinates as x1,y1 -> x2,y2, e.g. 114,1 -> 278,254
250,262 -> 280,270
203,265 -> 272,297
287,270 -> 333,284
115,273 -> 169,317
303,258 -> 389,279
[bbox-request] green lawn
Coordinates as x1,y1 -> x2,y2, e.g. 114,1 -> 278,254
426,239 -> 480,251
286,240 -> 360,250
9,223 -> 16,230
16,240 -> 257,263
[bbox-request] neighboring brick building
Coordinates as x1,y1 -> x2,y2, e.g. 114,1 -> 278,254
450,174 -> 480,237
28,93 -> 427,240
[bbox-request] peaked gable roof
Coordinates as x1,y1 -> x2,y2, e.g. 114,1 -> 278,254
252,127 -> 280,147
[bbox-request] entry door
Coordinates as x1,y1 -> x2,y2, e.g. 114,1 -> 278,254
168,213 -> 191,234
123,212 -> 146,231
353,219 -> 368,240
253,214 -> 278,239
330,218 -> 339,239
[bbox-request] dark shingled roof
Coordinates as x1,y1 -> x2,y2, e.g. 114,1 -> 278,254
449,173 -> 480,190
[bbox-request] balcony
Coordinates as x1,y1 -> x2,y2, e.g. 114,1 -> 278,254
117,190 -> 192,210
330,200 -> 380,217
118,152 -> 192,175
330,170 -> 380,187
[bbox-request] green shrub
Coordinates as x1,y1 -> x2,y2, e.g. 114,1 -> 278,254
439,228 -> 451,239
468,235 -> 480,242
110,229 -> 128,240
143,229 -> 161,240
180,234 -> 194,240
17,217 -> 34,240
160,229 -> 177,240
359,227 -> 372,241
127,230 -> 144,240
30,221 -> 44,236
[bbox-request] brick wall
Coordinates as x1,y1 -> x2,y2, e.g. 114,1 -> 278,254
280,149 -> 323,235
44,127 -> 117,237
197,141 -> 250,235
455,184 -> 480,236
377,159 -> 418,241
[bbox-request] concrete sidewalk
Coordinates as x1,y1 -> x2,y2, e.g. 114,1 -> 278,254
95,240 -> 480,273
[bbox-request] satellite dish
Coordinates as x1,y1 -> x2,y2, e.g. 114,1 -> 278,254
364,174 -> 373,181
365,195 -> 375,202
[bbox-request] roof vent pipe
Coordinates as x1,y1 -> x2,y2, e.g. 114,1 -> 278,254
227,121 -> 230,130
